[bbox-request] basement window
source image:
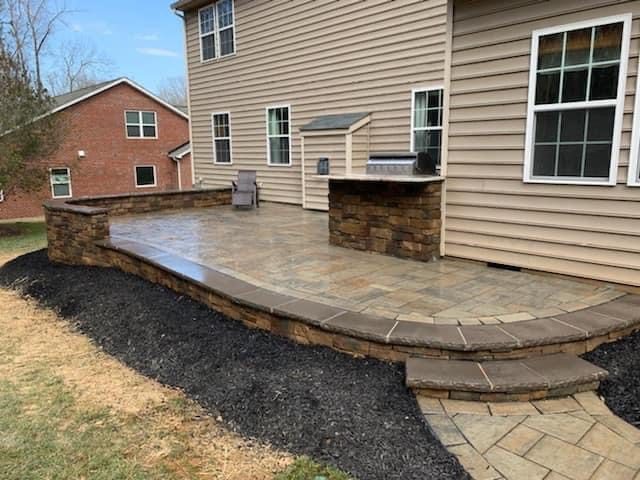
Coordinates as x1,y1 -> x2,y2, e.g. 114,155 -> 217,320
126,111 -> 157,139
135,165 -> 157,188
523,15 -> 631,185
50,168 -> 72,199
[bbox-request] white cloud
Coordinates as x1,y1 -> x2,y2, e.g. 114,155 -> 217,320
70,21 -> 112,35
136,47 -> 179,58
135,33 -> 160,41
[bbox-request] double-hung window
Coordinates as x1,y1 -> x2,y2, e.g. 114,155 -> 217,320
199,0 -> 235,62
126,111 -> 157,139
50,168 -> 71,198
628,55 -> 640,186
411,88 -> 444,165
524,15 -> 631,185
266,105 -> 291,166
212,112 -> 232,164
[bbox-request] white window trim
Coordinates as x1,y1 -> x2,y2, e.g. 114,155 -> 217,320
212,111 -> 233,165
0,190 -> 4,202
523,14 -> 632,186
199,1 -> 236,64
125,110 -> 158,140
628,55 -> 640,186
134,165 -> 157,188
50,167 -> 72,199
266,104 -> 292,167
410,85 -> 444,153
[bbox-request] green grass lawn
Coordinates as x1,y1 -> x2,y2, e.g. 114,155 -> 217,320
0,222 -> 47,257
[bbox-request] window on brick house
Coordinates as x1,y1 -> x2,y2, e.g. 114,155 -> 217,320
50,168 -> 72,198
135,165 -> 157,188
125,111 -> 157,138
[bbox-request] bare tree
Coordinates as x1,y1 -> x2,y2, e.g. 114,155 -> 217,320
47,39 -> 112,95
157,76 -> 187,107
1,0 -> 70,89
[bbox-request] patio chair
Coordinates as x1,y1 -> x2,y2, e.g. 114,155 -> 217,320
232,170 -> 260,208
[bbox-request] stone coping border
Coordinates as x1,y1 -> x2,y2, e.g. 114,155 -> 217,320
97,237 -> 640,362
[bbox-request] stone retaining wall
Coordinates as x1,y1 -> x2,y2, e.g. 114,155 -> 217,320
44,188 -> 231,266
328,179 -> 443,261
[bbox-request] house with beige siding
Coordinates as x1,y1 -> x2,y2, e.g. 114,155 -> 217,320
172,0 -> 640,287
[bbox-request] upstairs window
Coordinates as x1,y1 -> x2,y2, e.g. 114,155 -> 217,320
199,0 -> 235,62
50,168 -> 71,198
266,105 -> 291,166
212,112 -> 232,164
126,111 -> 157,139
411,88 -> 443,165
524,15 -> 631,185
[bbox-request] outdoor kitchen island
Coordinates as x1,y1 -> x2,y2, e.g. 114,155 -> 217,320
327,174 -> 444,262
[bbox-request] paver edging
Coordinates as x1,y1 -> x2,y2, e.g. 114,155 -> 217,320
94,238 -> 640,363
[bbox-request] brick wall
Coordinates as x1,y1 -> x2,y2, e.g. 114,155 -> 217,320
1,82 -> 191,221
329,179 -> 443,262
45,188 -> 231,265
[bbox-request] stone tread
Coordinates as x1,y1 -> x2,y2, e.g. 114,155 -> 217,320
406,354 -> 608,395
97,238 -> 640,355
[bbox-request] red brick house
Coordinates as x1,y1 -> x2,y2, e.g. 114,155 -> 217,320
0,77 -> 192,220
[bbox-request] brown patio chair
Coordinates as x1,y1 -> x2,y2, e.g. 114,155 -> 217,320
232,170 -> 260,208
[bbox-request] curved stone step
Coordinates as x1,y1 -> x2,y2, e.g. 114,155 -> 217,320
406,353 -> 608,402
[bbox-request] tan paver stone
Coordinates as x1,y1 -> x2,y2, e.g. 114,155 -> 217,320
544,473 -> 571,480
434,317 -> 461,325
453,414 -> 523,454
479,316 -> 501,325
442,399 -> 491,416
449,444 -> 503,480
525,435 -> 603,480
496,312 -> 537,323
572,392 -> 612,416
533,397 -> 582,414
424,414 -> 467,447
497,424 -> 544,456
568,410 -> 596,425
489,402 -> 540,417
416,396 -> 444,415
523,414 -> 592,444
578,423 -> 640,469
593,414 -> 640,445
591,459 -> 637,480
484,445 -> 549,480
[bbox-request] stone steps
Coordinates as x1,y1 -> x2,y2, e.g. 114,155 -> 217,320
406,353 -> 608,402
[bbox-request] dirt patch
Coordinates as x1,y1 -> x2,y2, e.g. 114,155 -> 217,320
0,224 -> 23,237
0,250 -> 468,480
0,287 -> 292,479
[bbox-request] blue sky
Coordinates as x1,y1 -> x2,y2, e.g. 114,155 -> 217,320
57,0 -> 186,93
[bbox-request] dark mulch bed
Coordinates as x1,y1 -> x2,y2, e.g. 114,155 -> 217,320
583,329 -> 640,428
0,250 -> 467,480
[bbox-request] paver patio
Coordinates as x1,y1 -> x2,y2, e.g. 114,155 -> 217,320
418,392 -> 640,480
111,203 -> 624,326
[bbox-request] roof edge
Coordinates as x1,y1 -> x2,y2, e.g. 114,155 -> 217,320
51,78 -> 190,120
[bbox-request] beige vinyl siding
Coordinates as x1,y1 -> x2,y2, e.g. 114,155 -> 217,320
352,124 -> 371,174
184,0 -> 447,205
446,0 -> 640,286
302,135 -> 346,211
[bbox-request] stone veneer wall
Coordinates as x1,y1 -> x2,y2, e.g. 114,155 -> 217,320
328,179 -> 443,261
44,188 -> 231,266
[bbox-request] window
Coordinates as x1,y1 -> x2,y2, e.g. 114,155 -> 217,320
628,55 -> 640,186
50,168 -> 71,198
199,0 -> 235,62
266,105 -> 291,166
135,165 -> 157,188
411,88 -> 444,165
524,15 -> 631,185
212,112 -> 232,164
126,111 -> 157,139
0,190 -> 4,202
